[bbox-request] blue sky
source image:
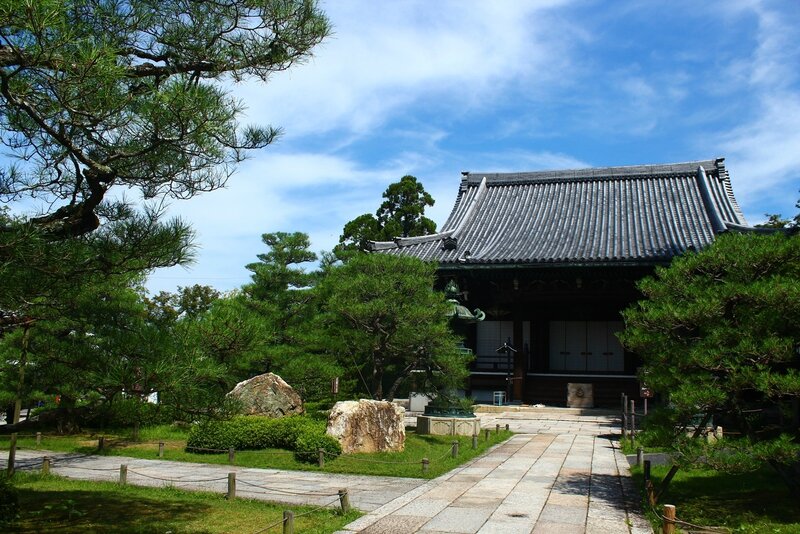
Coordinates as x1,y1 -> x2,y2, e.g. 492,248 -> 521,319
142,0 -> 800,294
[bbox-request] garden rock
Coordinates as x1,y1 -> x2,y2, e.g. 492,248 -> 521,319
227,373 -> 304,417
326,399 -> 405,453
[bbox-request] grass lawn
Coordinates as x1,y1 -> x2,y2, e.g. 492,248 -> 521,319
1,425 -> 514,479
631,464 -> 800,533
5,472 -> 360,533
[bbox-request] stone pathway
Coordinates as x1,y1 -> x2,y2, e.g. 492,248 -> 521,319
336,428 -> 650,533
4,450 -> 424,512
3,408 -> 652,533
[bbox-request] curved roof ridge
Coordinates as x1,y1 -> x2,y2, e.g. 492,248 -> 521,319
463,159 -> 723,185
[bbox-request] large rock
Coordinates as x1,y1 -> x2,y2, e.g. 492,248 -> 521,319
227,373 -> 304,417
326,399 -> 405,454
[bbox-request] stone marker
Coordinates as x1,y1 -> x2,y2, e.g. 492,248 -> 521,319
327,399 -> 405,453
227,372 -> 304,417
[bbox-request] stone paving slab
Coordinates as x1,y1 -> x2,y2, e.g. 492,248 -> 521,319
336,409 -> 651,533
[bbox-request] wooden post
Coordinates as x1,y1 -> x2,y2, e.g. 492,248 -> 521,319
98,436 -> 105,450
318,448 -> 325,468
622,413 -> 627,439
451,441 -> 459,458
630,400 -> 636,441
484,428 -> 489,441
227,472 -> 236,500
662,504 -> 676,534
472,434 -> 478,450
621,392 -> 626,413
119,464 -> 127,485
644,397 -> 648,416
421,457 -> 429,474
228,447 -> 235,465
637,446 -> 644,466
644,460 -> 651,482
42,456 -> 50,475
505,423 -> 509,431
36,432 -> 42,447
495,423 -> 500,434
158,442 -> 165,458
338,488 -> 350,514
6,433 -> 17,476
283,510 -> 294,534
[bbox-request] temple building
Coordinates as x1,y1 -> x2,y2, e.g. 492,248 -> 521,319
371,158 -> 757,407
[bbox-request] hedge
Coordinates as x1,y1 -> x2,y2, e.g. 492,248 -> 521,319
186,415 -> 341,463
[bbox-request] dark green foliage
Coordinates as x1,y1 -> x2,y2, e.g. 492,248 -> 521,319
335,175 -> 437,257
620,232 -> 800,485
0,475 -> 19,526
185,415 -> 341,463
316,253 -> 471,400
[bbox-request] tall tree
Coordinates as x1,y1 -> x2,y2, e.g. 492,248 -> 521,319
619,232 -> 800,491
336,175 -> 436,258
316,253 -> 469,401
0,0 -> 330,327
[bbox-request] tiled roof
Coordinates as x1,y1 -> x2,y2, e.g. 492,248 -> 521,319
371,158 -> 752,265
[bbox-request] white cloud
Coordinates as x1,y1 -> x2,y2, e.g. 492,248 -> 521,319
232,0 -> 577,139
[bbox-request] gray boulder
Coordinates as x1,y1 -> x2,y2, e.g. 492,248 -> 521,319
227,373 -> 304,417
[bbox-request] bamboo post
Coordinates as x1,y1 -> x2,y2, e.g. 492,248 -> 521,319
451,441 -> 459,458
421,457 -> 429,474
119,464 -> 127,485
283,510 -> 294,534
228,447 -> 235,465
36,432 -> 42,447
484,428 -> 489,440
637,446 -> 644,466
338,488 -> 350,514
662,504 -> 676,534
42,456 -> 50,475
472,434 -> 478,450
158,442 -> 164,458
6,433 -> 17,477
227,472 -> 236,500
318,448 -> 325,468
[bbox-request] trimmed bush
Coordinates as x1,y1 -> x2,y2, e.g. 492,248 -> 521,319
186,415 -> 341,463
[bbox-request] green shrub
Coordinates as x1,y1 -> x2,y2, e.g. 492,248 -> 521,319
294,430 -> 341,463
186,416 -> 339,463
0,475 -> 19,526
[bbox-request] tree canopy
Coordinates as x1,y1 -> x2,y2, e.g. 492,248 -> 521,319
619,231 -> 800,489
335,175 -> 436,258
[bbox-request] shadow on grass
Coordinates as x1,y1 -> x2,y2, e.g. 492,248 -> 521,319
12,486 -> 212,534
630,465 -> 800,531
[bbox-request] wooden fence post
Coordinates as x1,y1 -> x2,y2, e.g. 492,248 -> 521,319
637,446 -> 644,466
227,472 -> 236,500
451,441 -> 459,458
338,488 -> 350,514
98,436 -> 105,451
36,432 -> 42,447
495,423 -> 500,434
622,413 -> 627,439
6,433 -> 17,477
630,400 -> 636,442
119,464 -> 127,485
484,428 -> 489,441
158,442 -> 164,458
662,504 -> 676,534
505,423 -> 509,431
472,434 -> 478,450
421,457 -> 429,475
283,510 -> 294,534
318,448 -> 325,468
42,456 -> 50,475
228,447 -> 235,465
